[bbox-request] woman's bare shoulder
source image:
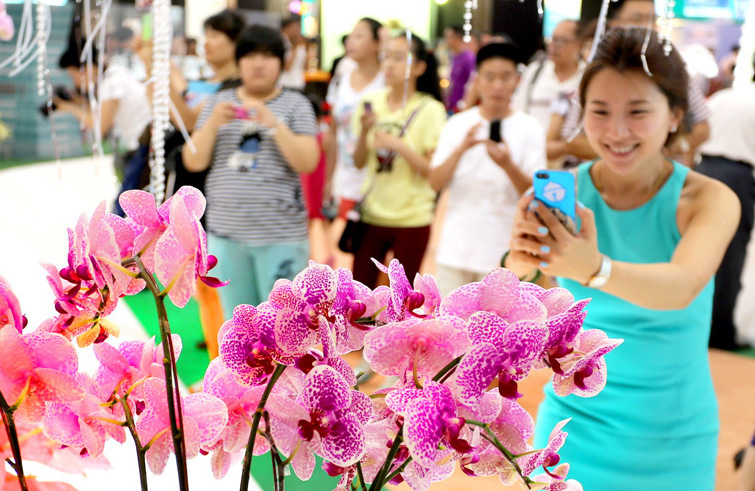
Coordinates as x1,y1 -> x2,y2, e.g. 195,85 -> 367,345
678,168 -> 739,234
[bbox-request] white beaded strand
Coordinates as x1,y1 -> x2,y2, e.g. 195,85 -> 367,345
35,0 -> 46,97
659,0 -> 676,56
149,0 -> 171,204
462,0 -> 477,43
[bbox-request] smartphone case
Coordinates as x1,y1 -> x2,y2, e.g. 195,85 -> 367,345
533,170 -> 577,234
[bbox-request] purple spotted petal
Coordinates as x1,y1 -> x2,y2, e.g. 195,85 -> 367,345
218,321 -> 266,386
422,381 -> 456,418
519,281 -> 546,300
385,388 -> 425,414
467,311 -> 509,349
273,306 -> 319,358
268,280 -> 302,311
294,261 -> 338,305
321,411 -> 365,466
457,390 -> 503,424
349,390 -> 373,425
506,291 -> 548,323
154,226 -> 196,308
501,320 -> 549,372
26,332 -> 79,375
301,365 -> 351,412
119,190 -> 162,229
454,343 -> 506,407
520,419 -> 570,476
403,397 -> 443,468
553,358 -> 608,397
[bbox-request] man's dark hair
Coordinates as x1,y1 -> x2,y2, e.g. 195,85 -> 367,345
203,9 -> 246,42
476,42 -> 523,68
446,25 -> 465,38
281,15 -> 302,30
59,42 -> 98,68
607,0 -> 654,19
235,25 -> 286,67
113,26 -> 134,43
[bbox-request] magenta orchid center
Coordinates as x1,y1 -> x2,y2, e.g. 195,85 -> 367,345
574,364 -> 595,391
297,409 -> 340,441
443,416 -> 473,454
498,366 -> 524,400
346,299 -> 369,330
405,290 -> 427,318
542,450 -> 562,479
547,345 -> 574,375
245,343 -> 275,375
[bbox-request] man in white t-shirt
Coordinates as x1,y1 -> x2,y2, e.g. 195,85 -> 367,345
280,16 -> 307,91
430,43 -> 546,294
512,20 -> 584,133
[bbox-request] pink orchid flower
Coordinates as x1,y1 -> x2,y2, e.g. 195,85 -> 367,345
266,365 -> 370,478
0,2 -> 14,42
135,377 -> 228,474
440,268 -> 547,323
371,259 -> 433,323
219,304 -> 297,386
0,275 -> 26,333
551,329 -> 623,397
42,394 -> 126,459
363,316 -> 469,380
529,463 -> 584,490
200,358 -> 271,478
266,262 -> 339,357
385,381 -> 474,469
0,328 -> 85,424
451,311 -> 548,404
120,186 -> 225,308
329,268 -> 383,354
519,419 -> 571,479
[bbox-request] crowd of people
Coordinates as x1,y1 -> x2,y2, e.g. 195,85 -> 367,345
50,2 -> 755,489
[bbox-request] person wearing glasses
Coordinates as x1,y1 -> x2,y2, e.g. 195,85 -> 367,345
512,20 -> 584,137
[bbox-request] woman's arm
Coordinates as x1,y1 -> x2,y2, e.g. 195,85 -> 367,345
181,102 -> 235,172
55,98 -> 118,136
272,122 -> 320,174
373,131 -> 432,178
352,110 -> 376,170
510,175 -> 740,310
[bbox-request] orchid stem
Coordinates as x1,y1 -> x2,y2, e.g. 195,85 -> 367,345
264,411 -> 286,491
432,356 -> 462,383
356,462 -> 367,491
468,423 -> 532,490
240,363 -> 287,491
121,396 -> 149,491
384,456 -> 412,484
369,427 -> 403,491
0,391 -> 28,491
131,255 -> 189,491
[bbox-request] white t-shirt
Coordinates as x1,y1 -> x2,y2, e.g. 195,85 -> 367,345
326,64 -> 385,201
100,65 -> 151,151
699,84 -> 755,168
280,44 -> 307,91
512,58 -> 584,134
431,107 -> 546,273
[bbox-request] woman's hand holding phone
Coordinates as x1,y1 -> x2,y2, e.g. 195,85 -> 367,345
509,191 -> 602,285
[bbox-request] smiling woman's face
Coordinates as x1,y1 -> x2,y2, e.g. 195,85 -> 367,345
583,68 -> 680,175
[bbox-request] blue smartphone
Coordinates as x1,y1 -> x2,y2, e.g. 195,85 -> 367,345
532,170 -> 577,234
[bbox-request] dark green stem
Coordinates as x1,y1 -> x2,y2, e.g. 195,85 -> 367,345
0,391 -> 28,491
356,462 -> 367,491
384,456 -> 412,484
240,364 -> 287,491
264,411 -> 286,491
432,356 -> 462,383
466,420 -> 532,490
121,396 -> 149,491
368,428 -> 403,491
131,256 -> 189,491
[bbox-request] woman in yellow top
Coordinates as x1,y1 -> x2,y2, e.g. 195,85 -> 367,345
351,31 -> 447,287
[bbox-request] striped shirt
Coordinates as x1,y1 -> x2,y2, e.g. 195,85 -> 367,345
196,88 -> 317,245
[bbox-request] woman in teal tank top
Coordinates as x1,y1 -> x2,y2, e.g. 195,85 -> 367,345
504,28 -> 740,490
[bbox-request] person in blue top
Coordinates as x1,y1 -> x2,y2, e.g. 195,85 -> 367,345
504,27 -> 740,489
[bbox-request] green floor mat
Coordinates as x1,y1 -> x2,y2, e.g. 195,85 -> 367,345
736,346 -> 755,359
122,291 -> 339,490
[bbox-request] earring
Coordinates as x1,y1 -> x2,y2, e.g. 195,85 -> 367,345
670,123 -> 678,133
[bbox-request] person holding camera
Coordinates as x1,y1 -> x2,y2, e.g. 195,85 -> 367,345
429,43 -> 545,295
54,43 -> 152,215
350,31 -> 446,288
504,28 -> 739,490
182,25 -> 318,312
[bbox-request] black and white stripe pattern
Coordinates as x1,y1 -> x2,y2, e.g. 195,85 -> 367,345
196,88 -> 317,245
